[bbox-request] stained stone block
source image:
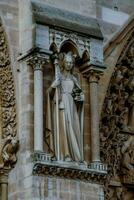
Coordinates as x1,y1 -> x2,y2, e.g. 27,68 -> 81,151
32,176 -> 105,200
90,38 -> 104,67
36,24 -> 49,50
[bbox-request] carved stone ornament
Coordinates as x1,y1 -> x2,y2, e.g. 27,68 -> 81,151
49,28 -> 90,57
121,136 -> 134,185
32,151 -> 107,184
100,32 -> 134,199
26,52 -> 50,70
0,21 -> 18,174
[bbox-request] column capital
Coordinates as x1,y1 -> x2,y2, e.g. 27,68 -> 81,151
88,68 -> 103,83
27,53 -> 50,71
81,61 -> 105,80
17,47 -> 52,70
27,55 -> 46,71
0,173 -> 8,184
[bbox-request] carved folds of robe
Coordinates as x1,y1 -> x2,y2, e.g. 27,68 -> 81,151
46,74 -> 84,162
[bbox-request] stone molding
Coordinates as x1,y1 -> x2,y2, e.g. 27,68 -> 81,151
32,151 -> 107,184
32,2 -> 103,39
0,173 -> 8,184
49,28 -> 90,57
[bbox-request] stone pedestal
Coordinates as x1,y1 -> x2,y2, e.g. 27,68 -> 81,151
33,152 -> 107,199
16,151 -> 106,200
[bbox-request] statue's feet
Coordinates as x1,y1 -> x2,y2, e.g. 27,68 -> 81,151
64,156 -> 72,162
51,156 -> 57,161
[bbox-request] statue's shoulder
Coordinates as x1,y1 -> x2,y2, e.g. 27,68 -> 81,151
72,74 -> 78,82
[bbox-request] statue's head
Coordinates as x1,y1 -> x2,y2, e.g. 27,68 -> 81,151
60,52 -> 75,72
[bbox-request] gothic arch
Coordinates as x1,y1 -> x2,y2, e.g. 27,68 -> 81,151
0,18 -> 18,173
99,16 -> 134,116
100,28 -> 134,200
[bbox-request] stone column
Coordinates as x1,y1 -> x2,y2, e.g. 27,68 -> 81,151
33,57 -> 45,151
89,70 -> 101,163
0,174 -> 8,200
27,53 -> 50,152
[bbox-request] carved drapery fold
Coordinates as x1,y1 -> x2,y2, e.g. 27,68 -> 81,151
100,32 -> 134,199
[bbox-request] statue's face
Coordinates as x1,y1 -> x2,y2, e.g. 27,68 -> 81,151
64,55 -> 74,71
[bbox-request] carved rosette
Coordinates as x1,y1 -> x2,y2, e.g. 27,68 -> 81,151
0,21 -> 18,173
100,32 -> 134,198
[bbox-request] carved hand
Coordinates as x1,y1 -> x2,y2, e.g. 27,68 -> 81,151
51,79 -> 60,88
74,93 -> 85,102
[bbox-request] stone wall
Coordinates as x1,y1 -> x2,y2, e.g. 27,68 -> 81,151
32,0 -> 97,18
8,174 -> 104,200
97,0 -> 134,41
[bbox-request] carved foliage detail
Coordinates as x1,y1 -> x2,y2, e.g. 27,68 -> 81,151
100,34 -> 134,198
0,22 -> 18,171
0,26 -> 10,68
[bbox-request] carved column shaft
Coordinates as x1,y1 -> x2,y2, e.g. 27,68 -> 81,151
33,59 -> 44,151
0,174 -> 8,200
89,70 -> 101,162
26,51 -> 51,152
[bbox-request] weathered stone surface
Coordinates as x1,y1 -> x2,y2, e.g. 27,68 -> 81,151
0,0 -> 134,199
32,2 -> 103,39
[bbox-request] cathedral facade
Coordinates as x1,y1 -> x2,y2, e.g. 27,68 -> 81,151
0,0 -> 134,199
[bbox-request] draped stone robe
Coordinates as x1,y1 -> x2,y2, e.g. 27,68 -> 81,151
46,73 -> 84,162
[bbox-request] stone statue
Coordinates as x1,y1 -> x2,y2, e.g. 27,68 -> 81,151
46,52 -> 84,162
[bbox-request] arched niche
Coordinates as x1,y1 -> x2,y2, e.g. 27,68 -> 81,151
0,19 -> 18,173
100,30 -> 134,199
59,40 -> 81,80
44,39 -> 91,163
60,39 -> 79,56
82,50 -> 90,63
